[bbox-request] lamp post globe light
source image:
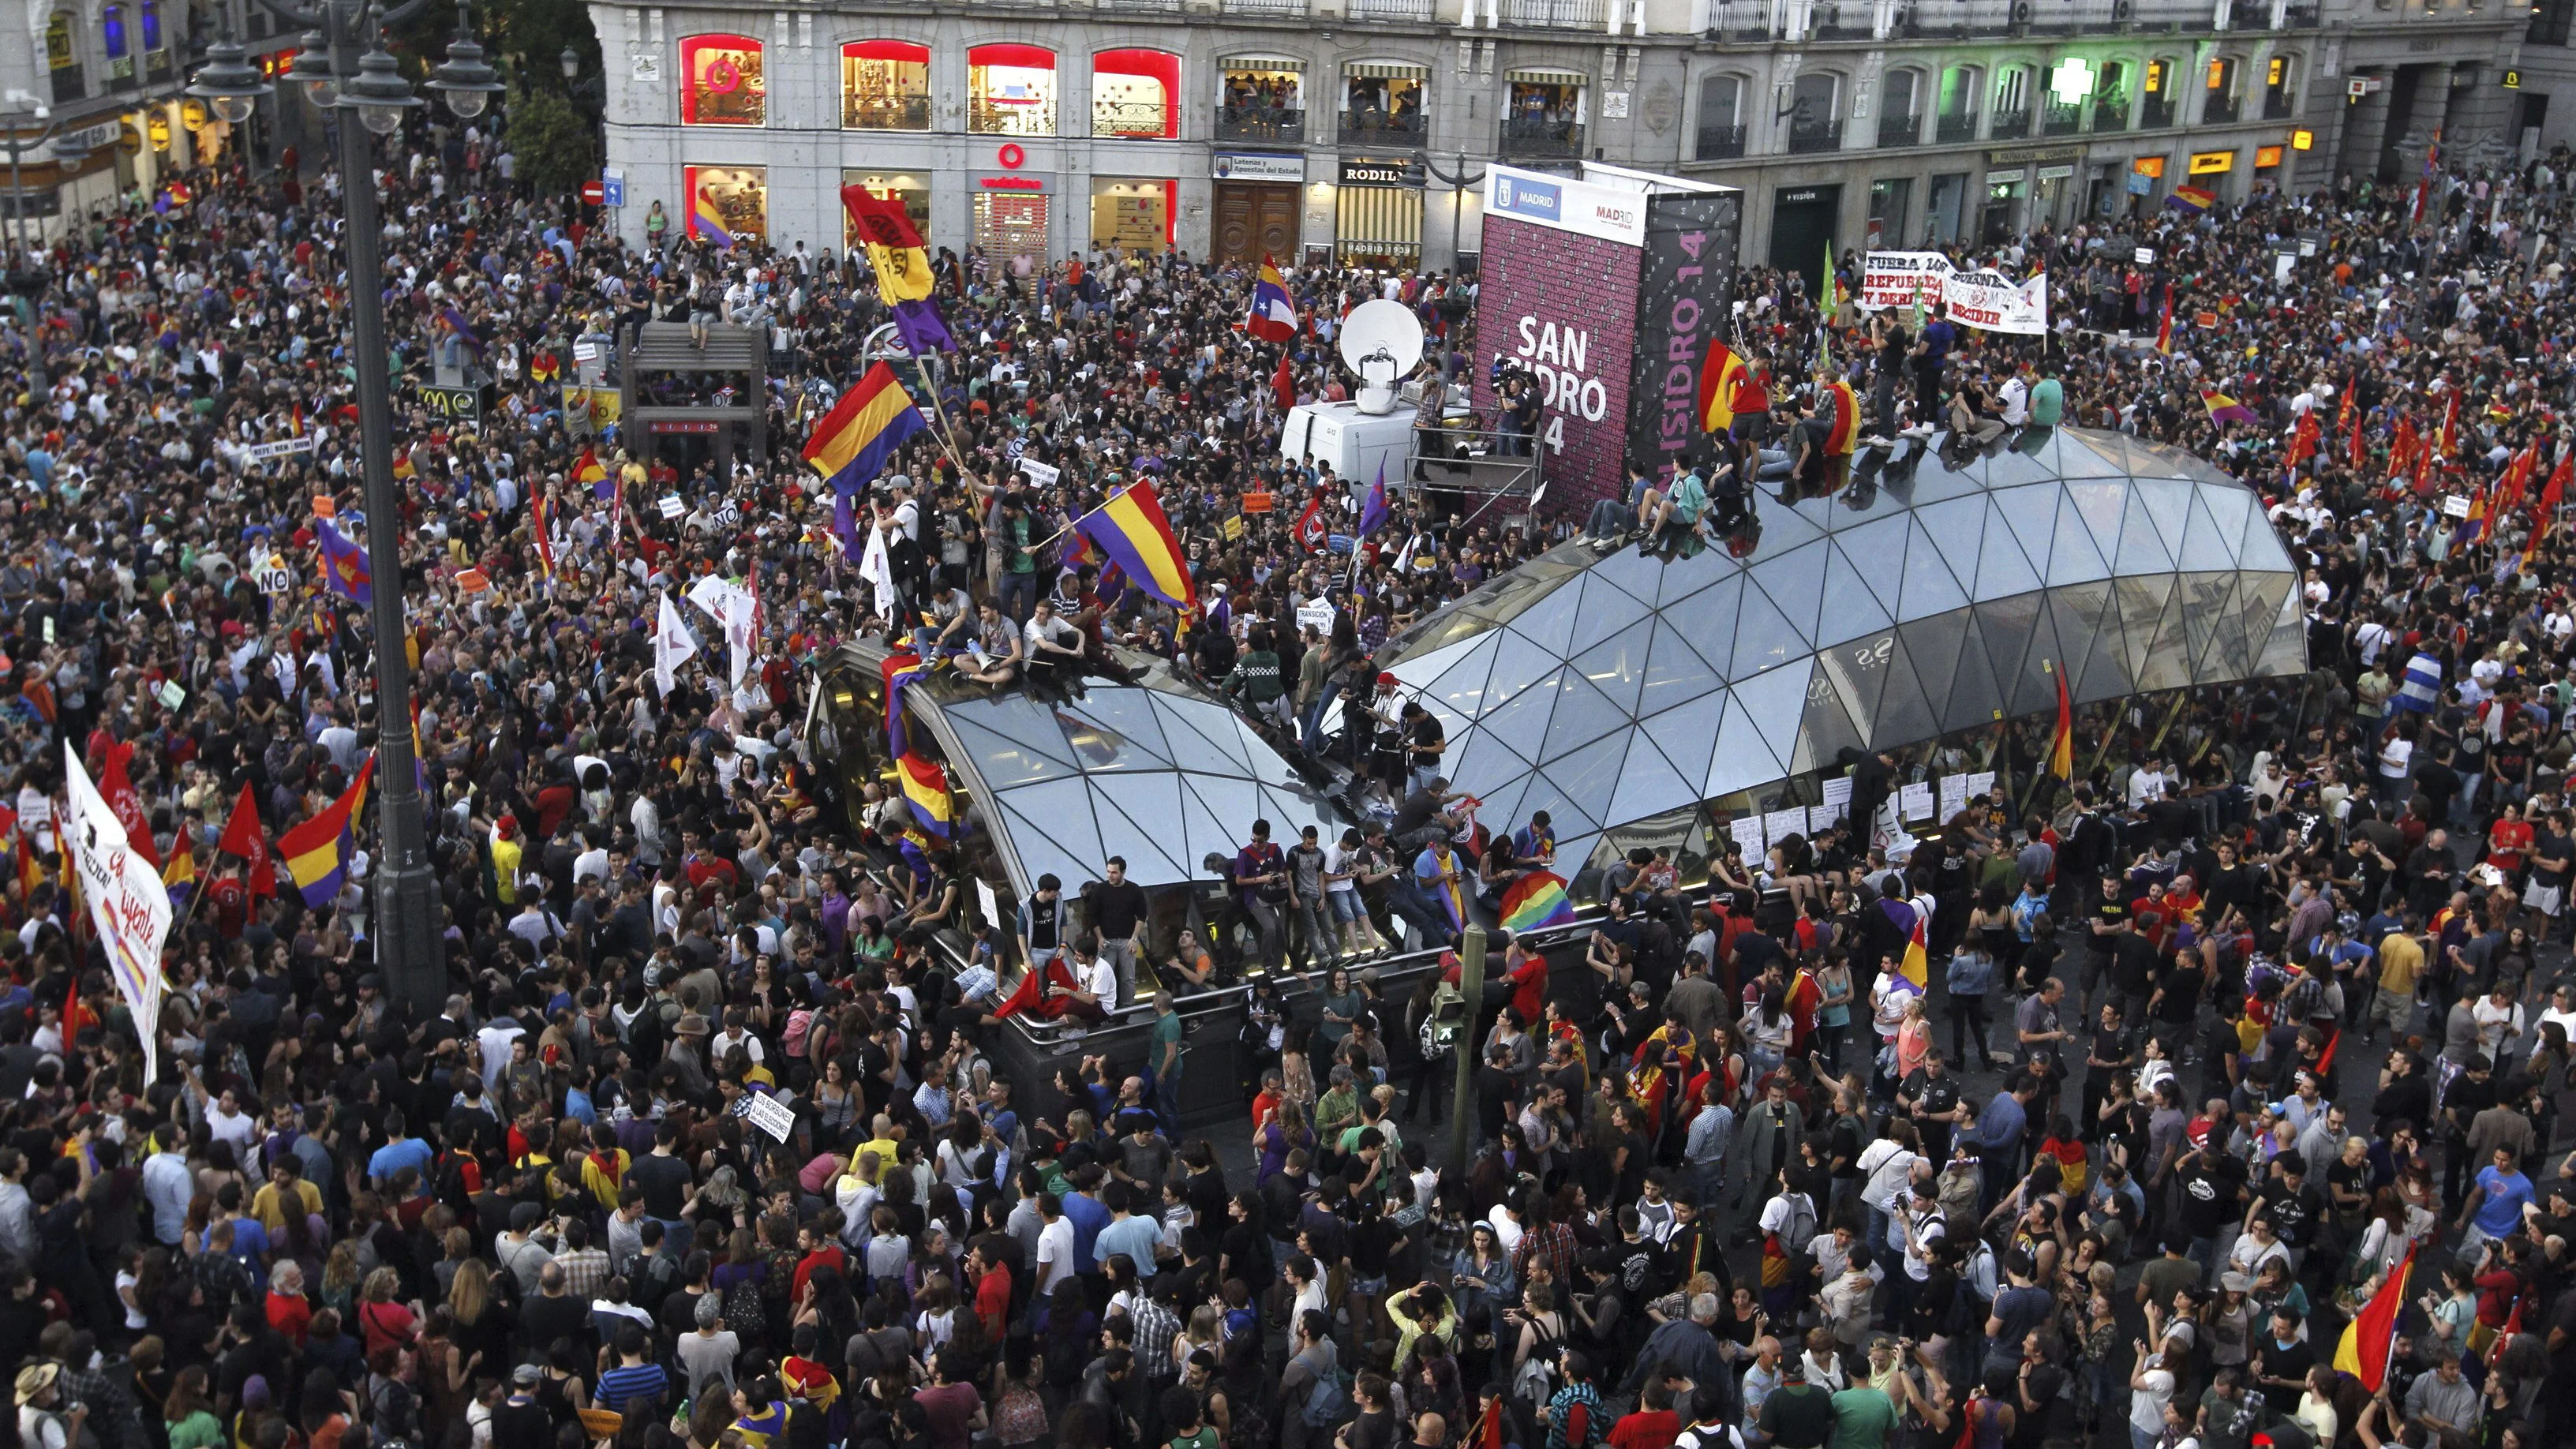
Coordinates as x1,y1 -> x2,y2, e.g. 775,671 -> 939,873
188,0 -> 503,1019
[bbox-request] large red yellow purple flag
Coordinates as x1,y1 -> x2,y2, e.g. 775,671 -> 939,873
1071,479 -> 1196,610
2050,665 -> 2075,781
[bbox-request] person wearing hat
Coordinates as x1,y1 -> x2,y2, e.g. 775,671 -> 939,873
1754,1350 -> 1833,1449
490,1365 -> 552,1449
15,1363 -> 80,1449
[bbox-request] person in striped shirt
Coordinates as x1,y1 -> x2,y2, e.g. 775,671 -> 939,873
593,1328 -> 669,1419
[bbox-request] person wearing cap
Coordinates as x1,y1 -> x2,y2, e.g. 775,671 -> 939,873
15,1363 -> 80,1449
490,1365 -> 552,1449
1753,1350 -> 1833,1449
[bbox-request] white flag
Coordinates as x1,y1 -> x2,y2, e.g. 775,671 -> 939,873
63,743 -> 171,1090
724,586 -> 758,691
653,593 -> 699,697
858,519 -> 894,620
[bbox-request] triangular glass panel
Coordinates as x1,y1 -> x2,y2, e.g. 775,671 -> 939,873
1793,658 -> 1870,775
996,778 -> 1106,871
1870,633 -> 1943,749
1449,728 -> 1533,804
1819,630 -> 1896,739
1923,441 -> 1986,489
1731,578 -> 1809,676
1750,541 -> 1830,647
2200,573 -> 2255,680
2174,491 -> 2235,571
1160,698 -> 1257,771
1260,787 -> 1336,844
1229,717 -> 1305,787
1728,661 -> 1813,782
1385,633 -> 1494,694
2114,574 -> 2177,684
1567,574 -> 1652,657
1052,695 -> 1174,773
1514,764 -> 1604,837
1604,735 -> 1699,833
949,693 -> 1083,764
1091,779 -> 1192,883
2005,603 -> 2067,718
946,717 -> 1076,788
1914,496 -> 1987,582
2047,580 -> 2130,702
1640,689 -> 1732,795
2046,489 -> 2114,585
1571,618 -> 1657,718
1705,694 -> 1784,799
1939,610 -> 2009,732
2238,499 -> 2295,571
1425,633 -> 1504,724
1484,627 -> 1569,715
2196,482 -> 2256,567
1638,619 -> 1727,717
1896,608 -> 1970,721
1670,573 -> 1746,678
1537,671 -> 1631,762
1504,579 -> 1585,657
1983,440 -> 2055,489
1582,545 -> 1672,609
1896,515 -> 1974,623
2134,575 -> 2196,693
1833,513 -> 1914,618
1653,545 -> 1745,608
2253,587 -> 2309,676
1172,777 -> 1252,867
1747,486 -> 1828,551
2052,432 -> 2130,479
1976,591 -> 2042,691
2117,485 -> 2175,573
1471,778 -> 1532,846
1994,484 -> 2060,577
1974,501 -> 2044,600
2177,571 -> 2241,681
1821,542 -> 1896,642
1480,667 -> 1564,761
2135,478 -> 2195,563
2066,481 -> 2129,571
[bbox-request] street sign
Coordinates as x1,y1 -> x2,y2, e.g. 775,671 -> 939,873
580,179 -> 604,205
118,122 -> 141,156
601,170 -> 625,208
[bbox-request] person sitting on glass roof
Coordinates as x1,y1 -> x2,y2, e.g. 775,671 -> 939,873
957,598 -> 1024,686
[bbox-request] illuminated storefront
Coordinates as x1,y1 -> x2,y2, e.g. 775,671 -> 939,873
1091,178 -> 1174,253
843,41 -> 930,130
680,34 -> 765,126
686,164 -> 769,245
970,45 -> 1057,137
1093,50 -> 1180,140
844,171 -> 931,245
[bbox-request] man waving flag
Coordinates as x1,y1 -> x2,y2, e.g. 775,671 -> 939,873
1246,256 -> 1298,343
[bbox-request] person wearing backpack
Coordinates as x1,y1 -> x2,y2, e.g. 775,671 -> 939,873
1536,1349 -> 1603,1449
1757,1168 -> 1822,1318
1668,1387 -> 1743,1449
1281,1309 -> 1342,1449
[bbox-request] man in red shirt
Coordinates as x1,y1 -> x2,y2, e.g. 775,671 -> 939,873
1605,1380 -> 1682,1449
968,1241 -> 1013,1342
2488,803 -> 2534,876
1503,934 -> 1548,1028
789,1221 -> 846,1301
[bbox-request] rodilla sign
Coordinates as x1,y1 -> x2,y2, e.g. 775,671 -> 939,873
1472,164 -> 1741,515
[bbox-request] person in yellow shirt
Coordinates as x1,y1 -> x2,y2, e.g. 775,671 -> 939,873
579,1124 -> 632,1211
249,1156 -> 324,1235
489,816 -> 523,906
2373,919 -> 2425,1043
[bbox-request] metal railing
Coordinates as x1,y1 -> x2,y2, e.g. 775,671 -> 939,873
49,66 -> 84,103
1498,0 -> 1608,25
844,95 -> 931,130
1226,0 -> 1305,10
1989,107 -> 2032,140
1093,99 -> 1173,137
1218,104 -> 1305,143
2263,95 -> 2294,120
1878,114 -> 1922,147
1342,109 -> 1427,147
2140,95 -> 2176,129
970,98 -> 1057,135
1096,0 -> 1183,10
2093,98 -> 2130,132
1346,0 -> 1437,17
2203,93 -> 2239,124
1697,122 -> 1747,159
1500,117 -> 1585,158
1937,110 -> 1980,144
2282,2 -> 2321,23
1788,118 -> 1844,153
2043,101 -> 2083,136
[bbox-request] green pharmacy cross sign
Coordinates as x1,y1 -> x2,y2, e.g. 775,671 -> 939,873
2050,58 -> 2095,107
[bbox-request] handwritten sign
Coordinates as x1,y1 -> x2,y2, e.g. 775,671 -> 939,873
1762,808 -> 1807,846
1966,771 -> 1996,803
243,436 -> 316,463
1937,773 -> 1968,823
744,1091 -> 796,1143
1241,491 -> 1275,514
1728,814 -> 1768,860
1819,777 -> 1852,822
156,681 -> 186,711
1017,458 -> 1061,489
658,495 -> 687,519
1899,782 -> 1935,822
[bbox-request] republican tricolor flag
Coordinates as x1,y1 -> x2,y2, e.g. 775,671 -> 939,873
1246,257 -> 1298,343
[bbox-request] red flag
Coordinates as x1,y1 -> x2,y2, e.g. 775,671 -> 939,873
98,740 -> 160,871
64,972 -> 92,1037
215,780 -> 277,897
2387,414 -> 2418,481
2333,1242 -> 2417,1389
2285,410 -> 2321,470
1271,351 -> 1296,410
1294,493 -> 1327,552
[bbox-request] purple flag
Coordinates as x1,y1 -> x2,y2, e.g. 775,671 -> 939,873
892,298 -> 956,355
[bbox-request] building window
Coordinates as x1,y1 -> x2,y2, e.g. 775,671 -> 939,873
1343,62 -> 1426,145
2142,58 -> 2177,127
1990,66 -> 2032,138
1092,49 -> 1180,139
685,164 -> 768,245
1868,177 -> 1911,246
103,5 -> 128,57
46,12 -> 83,100
1092,178 -> 1174,252
1937,66 -> 1981,142
1219,57 -> 1303,144
140,0 -> 160,52
970,44 -> 1057,136
842,41 -> 930,130
1503,70 -> 1586,158
2263,54 -> 2296,118
680,34 -> 765,126
1698,73 -> 1747,157
1788,73 -> 1840,152
2536,0 -> 2575,44
842,170 -> 930,246
2203,56 -> 2239,122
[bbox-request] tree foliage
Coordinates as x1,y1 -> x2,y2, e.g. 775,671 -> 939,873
505,90 -> 595,199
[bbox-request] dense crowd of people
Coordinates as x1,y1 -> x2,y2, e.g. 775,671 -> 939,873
7,64 -> 2576,1449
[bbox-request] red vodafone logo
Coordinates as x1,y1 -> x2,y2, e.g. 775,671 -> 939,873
998,143 -> 1025,169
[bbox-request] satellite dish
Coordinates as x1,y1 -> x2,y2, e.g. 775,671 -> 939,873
1338,299 -> 1425,416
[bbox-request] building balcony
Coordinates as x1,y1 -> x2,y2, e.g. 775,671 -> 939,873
2203,95 -> 2239,124
2140,96 -> 2175,129
970,99 -> 1056,135
1878,114 -> 1922,148
1096,0 -> 1182,11
1094,101 -> 1173,138
1787,119 -> 1844,154
1223,0 -> 1304,9
1935,111 -> 1979,144
49,66 -> 84,103
1218,104 -> 1304,144
2282,2 -> 2321,24
1497,0 -> 1608,27
845,95 -> 931,130
1989,107 -> 2031,140
2042,102 -> 2082,136
2093,99 -> 2129,133
1696,122 -> 1747,159
1346,0 -> 1436,19
1342,110 -> 1427,148
2263,95 -> 2294,121
1500,117 -> 1584,159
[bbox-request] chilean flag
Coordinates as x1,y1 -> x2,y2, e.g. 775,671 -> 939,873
1247,256 -> 1298,343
